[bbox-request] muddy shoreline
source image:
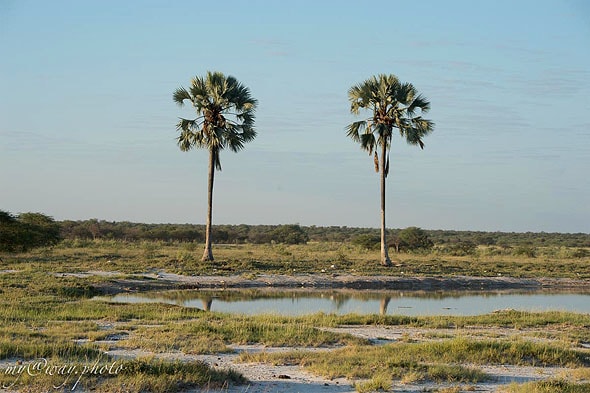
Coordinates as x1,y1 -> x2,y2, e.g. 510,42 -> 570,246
95,272 -> 590,294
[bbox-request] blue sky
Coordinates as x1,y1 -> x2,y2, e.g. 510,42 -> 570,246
1,0 -> 589,233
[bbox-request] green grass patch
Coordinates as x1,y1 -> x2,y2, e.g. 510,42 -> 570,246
118,314 -> 367,354
332,309 -> 590,330
2,240 -> 589,278
241,337 -> 588,383
503,379 -> 590,393
354,373 -> 392,392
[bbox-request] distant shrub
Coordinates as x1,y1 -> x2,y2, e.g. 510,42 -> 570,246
477,246 -> 502,257
269,224 -> 309,245
557,247 -> 589,259
440,240 -> 478,256
513,246 -> 537,258
571,248 -> 588,258
352,234 -> 380,250
391,227 -> 433,252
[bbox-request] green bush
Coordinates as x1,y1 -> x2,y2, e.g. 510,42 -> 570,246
440,240 -> 478,256
391,227 -> 433,252
351,234 -> 380,250
0,210 -> 61,252
270,224 -> 309,244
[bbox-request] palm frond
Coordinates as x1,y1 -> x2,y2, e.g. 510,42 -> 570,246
240,124 -> 257,143
173,87 -> 192,106
176,117 -> 199,132
396,82 -> 415,105
359,132 -> 376,153
415,117 -> 435,133
407,93 -> 431,116
404,126 -> 428,149
177,128 -> 196,152
345,120 -> 367,142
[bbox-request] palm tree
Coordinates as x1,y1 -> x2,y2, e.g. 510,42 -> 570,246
346,74 -> 434,266
173,71 -> 257,261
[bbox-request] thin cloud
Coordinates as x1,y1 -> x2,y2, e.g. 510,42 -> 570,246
249,38 -> 292,57
510,68 -> 590,97
0,130 -> 68,152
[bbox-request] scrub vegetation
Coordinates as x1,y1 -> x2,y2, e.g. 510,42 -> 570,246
2,235 -> 588,279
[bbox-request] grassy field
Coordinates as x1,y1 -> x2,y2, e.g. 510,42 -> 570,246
2,239 -> 589,278
0,240 -> 589,392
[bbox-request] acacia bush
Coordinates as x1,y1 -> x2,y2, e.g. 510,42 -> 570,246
391,227 -> 433,252
437,240 -> 478,256
0,210 -> 61,251
352,234 -> 380,250
269,224 -> 309,244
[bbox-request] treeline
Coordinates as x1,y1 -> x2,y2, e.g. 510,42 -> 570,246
59,220 -> 310,245
59,219 -> 589,248
2,210 -> 589,252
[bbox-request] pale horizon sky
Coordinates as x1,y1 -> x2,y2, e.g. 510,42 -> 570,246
1,0 -> 589,233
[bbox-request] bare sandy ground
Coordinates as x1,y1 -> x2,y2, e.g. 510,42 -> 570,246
91,271 -> 590,294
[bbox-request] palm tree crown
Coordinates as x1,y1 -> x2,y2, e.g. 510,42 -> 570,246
173,71 -> 258,170
346,74 -> 433,175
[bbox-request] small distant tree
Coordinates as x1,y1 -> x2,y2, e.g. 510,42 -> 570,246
443,239 -> 477,256
18,213 -> 61,247
0,210 -> 20,252
270,224 -> 309,245
0,211 -> 60,251
352,233 -> 381,250
391,226 -> 433,252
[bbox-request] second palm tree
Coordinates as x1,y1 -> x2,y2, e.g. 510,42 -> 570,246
346,74 -> 434,266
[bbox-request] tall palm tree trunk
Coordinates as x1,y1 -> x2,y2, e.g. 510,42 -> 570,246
202,149 -> 215,262
380,142 -> 392,266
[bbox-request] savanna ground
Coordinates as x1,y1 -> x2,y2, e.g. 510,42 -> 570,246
0,240 -> 589,392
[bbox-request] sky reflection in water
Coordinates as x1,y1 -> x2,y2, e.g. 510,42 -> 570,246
103,290 -> 590,316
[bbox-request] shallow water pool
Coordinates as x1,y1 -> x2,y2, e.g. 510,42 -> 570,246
97,289 -> 590,316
